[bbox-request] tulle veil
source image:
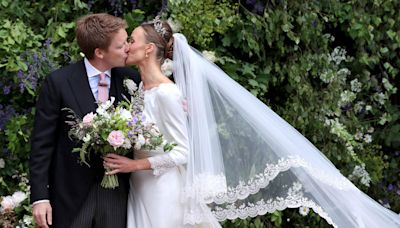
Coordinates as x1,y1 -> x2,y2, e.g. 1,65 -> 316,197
171,33 -> 400,227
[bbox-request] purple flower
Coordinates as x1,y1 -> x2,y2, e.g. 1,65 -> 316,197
17,70 -> 24,79
387,184 -> 394,191
19,83 -> 25,93
312,20 -> 318,28
246,0 -> 256,5
130,0 -> 137,9
3,86 -> 10,95
44,38 -> 52,47
395,151 -> 400,156
254,2 -> 264,14
33,53 -> 39,62
397,189 -> 400,195
0,105 -> 16,130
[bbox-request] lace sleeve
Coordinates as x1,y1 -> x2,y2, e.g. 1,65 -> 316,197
148,154 -> 176,176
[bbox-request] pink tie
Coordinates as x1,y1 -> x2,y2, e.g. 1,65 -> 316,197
98,73 -> 109,103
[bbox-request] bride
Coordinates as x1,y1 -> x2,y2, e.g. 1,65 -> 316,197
104,18 -> 400,228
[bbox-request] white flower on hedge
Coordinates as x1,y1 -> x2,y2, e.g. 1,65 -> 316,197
353,101 -> 365,113
374,92 -> 386,106
23,215 -> 33,226
124,79 -> 137,95
0,158 -> 5,168
319,69 -> 334,83
161,58 -> 173,77
328,47 -> 347,65
340,90 -> 356,103
350,79 -> 362,92
12,191 -> 27,205
354,131 -> 363,140
299,206 -> 310,216
0,191 -> 27,212
337,68 -> 351,81
202,50 -> 217,62
167,17 -> 182,32
367,127 -> 374,133
382,78 -> 397,94
348,163 -> 371,187
363,134 -> 372,143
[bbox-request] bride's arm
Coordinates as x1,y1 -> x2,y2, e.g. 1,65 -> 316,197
146,86 -> 189,175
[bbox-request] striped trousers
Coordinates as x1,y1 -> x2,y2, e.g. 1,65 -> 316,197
70,179 -> 128,228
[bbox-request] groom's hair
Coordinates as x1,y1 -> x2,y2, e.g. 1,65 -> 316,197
76,13 -> 127,59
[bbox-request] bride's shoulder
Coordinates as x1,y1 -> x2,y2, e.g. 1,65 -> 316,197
155,83 -> 181,97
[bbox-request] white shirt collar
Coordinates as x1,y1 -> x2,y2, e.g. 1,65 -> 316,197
84,58 -> 111,78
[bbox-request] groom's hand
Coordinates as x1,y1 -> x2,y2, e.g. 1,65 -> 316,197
33,202 -> 52,228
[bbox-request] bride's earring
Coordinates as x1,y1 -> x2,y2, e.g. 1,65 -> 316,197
145,52 -> 149,58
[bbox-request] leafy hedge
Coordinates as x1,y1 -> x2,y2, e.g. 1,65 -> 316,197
0,0 -> 398,227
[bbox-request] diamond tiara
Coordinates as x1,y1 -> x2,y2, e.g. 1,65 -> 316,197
151,15 -> 166,38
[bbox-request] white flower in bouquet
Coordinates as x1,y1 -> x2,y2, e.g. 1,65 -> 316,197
124,79 -> 137,95
119,108 -> 132,120
134,134 -> 146,150
161,58 -> 173,77
0,158 -> 4,168
122,138 -> 132,149
149,126 -> 161,136
202,50 -> 217,62
107,130 -> 125,149
83,134 -> 91,143
96,97 -> 115,117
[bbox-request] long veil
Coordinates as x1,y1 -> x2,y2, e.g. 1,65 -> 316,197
172,33 -> 400,227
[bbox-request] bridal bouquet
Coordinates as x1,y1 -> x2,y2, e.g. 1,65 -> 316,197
64,79 -> 175,189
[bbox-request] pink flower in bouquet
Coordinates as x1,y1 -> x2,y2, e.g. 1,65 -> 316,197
82,112 -> 95,127
107,130 -> 125,149
1,196 -> 16,211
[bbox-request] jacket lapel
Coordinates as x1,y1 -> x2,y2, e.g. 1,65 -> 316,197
67,60 -> 97,117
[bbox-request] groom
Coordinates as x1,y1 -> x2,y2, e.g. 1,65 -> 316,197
29,13 -> 140,228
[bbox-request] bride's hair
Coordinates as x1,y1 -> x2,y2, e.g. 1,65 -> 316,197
141,20 -> 174,62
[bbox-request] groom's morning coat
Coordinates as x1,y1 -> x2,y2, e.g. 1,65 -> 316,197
29,60 -> 140,227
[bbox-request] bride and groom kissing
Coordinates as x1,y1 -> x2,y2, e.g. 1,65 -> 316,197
29,13 -> 186,228
29,12 -> 400,228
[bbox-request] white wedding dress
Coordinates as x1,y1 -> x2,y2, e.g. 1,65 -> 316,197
127,82 -> 221,228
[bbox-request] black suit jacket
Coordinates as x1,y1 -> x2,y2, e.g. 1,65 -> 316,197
29,60 -> 140,226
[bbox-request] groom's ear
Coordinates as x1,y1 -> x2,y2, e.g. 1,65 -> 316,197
94,48 -> 105,59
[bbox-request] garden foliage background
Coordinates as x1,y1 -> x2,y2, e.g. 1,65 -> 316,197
0,0 -> 399,227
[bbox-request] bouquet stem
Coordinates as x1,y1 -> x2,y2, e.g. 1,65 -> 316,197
101,168 -> 119,189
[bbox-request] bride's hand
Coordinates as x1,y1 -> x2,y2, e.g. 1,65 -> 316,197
103,153 -> 136,174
